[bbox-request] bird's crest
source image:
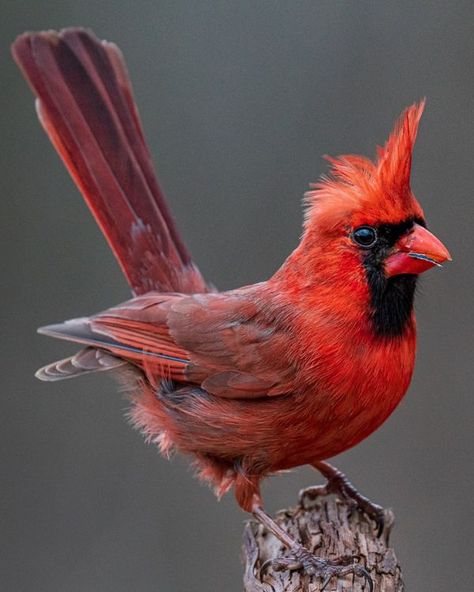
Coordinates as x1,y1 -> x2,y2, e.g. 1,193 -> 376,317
377,100 -> 425,198
305,102 -> 426,231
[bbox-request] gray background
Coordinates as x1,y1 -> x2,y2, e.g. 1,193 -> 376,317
1,2 -> 473,591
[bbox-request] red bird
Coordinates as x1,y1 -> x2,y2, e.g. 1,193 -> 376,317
13,28 -> 450,588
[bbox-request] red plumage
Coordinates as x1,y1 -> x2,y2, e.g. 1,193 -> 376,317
12,27 -> 450,584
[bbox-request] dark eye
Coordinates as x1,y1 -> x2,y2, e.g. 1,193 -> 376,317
352,226 -> 377,248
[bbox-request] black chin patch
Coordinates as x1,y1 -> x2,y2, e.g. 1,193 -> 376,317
365,268 -> 417,337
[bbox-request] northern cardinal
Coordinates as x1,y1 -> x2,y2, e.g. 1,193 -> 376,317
13,28 -> 450,589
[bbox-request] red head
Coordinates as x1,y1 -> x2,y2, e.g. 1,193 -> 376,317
283,102 -> 451,337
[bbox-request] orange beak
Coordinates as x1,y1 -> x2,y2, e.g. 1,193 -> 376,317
385,223 -> 451,276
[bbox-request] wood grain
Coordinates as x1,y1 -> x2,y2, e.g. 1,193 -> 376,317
243,494 -> 403,592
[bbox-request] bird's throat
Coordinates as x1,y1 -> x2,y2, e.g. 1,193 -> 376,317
365,270 -> 417,338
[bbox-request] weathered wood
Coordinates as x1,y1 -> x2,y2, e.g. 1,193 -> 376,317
243,493 -> 403,592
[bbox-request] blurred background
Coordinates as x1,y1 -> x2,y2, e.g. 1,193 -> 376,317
1,2 -> 473,591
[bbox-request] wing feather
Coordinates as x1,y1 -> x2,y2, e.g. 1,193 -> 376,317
38,292 -> 296,398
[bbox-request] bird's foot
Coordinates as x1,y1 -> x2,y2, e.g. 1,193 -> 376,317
262,544 -> 373,591
299,468 -> 385,536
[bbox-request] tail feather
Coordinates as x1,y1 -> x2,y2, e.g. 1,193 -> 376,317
36,347 -> 127,381
12,28 -> 209,295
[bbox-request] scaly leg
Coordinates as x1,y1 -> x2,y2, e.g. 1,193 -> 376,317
300,460 -> 385,536
253,506 -> 373,591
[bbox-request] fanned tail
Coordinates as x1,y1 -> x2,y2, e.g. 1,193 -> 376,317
12,27 -> 209,295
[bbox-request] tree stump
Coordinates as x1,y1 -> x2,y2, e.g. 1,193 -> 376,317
242,493 -> 403,592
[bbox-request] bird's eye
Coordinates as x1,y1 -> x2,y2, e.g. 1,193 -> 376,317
352,226 -> 377,248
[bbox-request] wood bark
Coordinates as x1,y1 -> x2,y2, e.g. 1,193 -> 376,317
242,493 -> 403,592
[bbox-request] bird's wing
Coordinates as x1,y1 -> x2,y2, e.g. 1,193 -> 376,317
12,28 -> 209,295
38,292 -> 296,399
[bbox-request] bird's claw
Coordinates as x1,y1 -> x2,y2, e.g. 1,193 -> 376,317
262,545 -> 373,591
299,479 -> 386,537
367,505 -> 385,538
334,482 -> 385,537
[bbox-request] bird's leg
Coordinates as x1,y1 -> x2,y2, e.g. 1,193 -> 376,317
253,506 -> 373,591
300,460 -> 385,536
